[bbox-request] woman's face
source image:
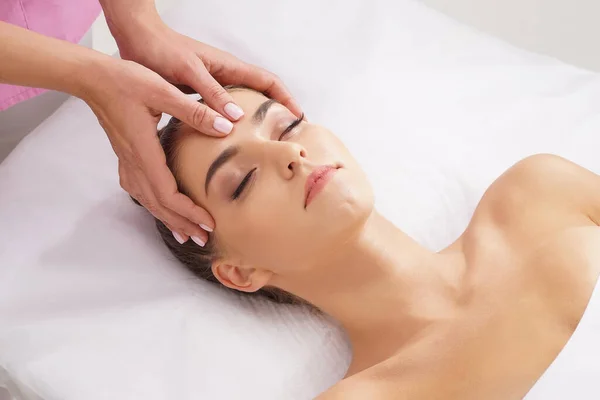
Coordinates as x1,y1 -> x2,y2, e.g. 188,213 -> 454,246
176,89 -> 374,285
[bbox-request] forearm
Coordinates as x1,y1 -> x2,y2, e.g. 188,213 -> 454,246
0,21 -> 113,100
99,0 -> 163,41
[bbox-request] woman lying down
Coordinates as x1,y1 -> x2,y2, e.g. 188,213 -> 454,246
137,86 -> 600,399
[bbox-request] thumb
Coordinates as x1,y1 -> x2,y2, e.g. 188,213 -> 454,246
161,86 -> 234,137
182,61 -> 245,123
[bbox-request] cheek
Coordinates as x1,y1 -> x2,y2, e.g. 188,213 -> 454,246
308,132 -> 374,209
312,169 -> 374,239
304,129 -> 358,171
213,195 -> 305,269
211,132 -> 374,271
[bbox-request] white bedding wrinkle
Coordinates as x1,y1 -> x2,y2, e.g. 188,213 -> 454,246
0,0 -> 599,399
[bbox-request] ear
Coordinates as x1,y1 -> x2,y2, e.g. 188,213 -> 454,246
211,262 -> 273,293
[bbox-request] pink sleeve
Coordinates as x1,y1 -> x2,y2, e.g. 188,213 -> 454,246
0,0 -> 102,111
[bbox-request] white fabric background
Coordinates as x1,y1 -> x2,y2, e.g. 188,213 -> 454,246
92,0 -> 600,72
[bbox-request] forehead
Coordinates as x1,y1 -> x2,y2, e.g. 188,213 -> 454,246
178,89 -> 270,141
226,88 -> 270,110
174,89 -> 271,200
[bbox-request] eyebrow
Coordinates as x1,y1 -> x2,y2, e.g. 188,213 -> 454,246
252,99 -> 277,125
205,146 -> 239,195
204,99 -> 276,195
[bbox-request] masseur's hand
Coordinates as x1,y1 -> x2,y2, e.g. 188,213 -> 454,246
110,16 -> 303,118
0,20 -> 214,245
83,58 -> 218,245
97,0 -> 301,244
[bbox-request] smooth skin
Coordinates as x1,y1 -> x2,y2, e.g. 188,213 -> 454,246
0,0 -> 301,246
172,89 -> 600,399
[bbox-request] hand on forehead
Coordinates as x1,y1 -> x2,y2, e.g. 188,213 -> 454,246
173,88 -> 297,204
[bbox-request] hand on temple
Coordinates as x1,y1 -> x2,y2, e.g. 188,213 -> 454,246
0,0 -> 302,246
83,58 -> 218,245
111,17 -> 303,119
98,1 -> 302,244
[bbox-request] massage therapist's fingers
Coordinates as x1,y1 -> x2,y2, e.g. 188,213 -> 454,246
215,61 -> 302,118
157,205 -> 209,248
207,58 -> 302,117
159,84 -> 235,137
112,22 -> 300,121
179,58 -> 245,123
161,192 -> 215,233
119,160 -> 190,241
131,167 -> 209,246
82,58 -> 215,245
158,205 -> 209,248
117,163 -> 188,239
149,179 -> 214,243
243,66 -> 302,118
131,132 -> 215,232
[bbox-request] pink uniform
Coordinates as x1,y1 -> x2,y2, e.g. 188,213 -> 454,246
0,0 -> 101,111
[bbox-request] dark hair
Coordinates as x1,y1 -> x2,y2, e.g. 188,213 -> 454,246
133,86 -> 309,306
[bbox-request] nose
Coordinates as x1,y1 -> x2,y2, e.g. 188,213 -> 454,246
270,141 -> 307,180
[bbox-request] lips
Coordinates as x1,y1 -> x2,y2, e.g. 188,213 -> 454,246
304,165 -> 338,208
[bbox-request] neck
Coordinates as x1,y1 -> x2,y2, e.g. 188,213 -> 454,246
277,212 -> 466,372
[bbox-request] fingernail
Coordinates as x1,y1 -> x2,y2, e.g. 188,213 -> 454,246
214,116 -> 233,134
191,235 -> 206,247
224,103 -> 244,120
200,223 -> 213,232
172,231 -> 187,244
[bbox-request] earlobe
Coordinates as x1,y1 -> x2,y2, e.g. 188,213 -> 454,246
212,262 -> 273,293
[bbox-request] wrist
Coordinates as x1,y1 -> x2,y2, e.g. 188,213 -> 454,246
103,2 -> 165,47
70,52 -> 121,104
112,16 -> 171,64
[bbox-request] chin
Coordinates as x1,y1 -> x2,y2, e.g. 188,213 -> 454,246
342,191 -> 374,226
299,182 -> 374,267
322,180 -> 374,234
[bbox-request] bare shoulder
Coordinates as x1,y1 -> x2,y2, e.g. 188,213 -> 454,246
314,360 -> 401,400
314,380 -> 376,400
315,357 -> 440,400
475,154 -> 600,226
499,153 -> 597,191
314,374 -> 408,400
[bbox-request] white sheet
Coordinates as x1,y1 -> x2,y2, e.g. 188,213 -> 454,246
1,0 -> 599,399
525,276 -> 600,400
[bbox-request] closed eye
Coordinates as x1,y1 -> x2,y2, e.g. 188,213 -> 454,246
231,167 -> 257,200
279,113 -> 305,141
